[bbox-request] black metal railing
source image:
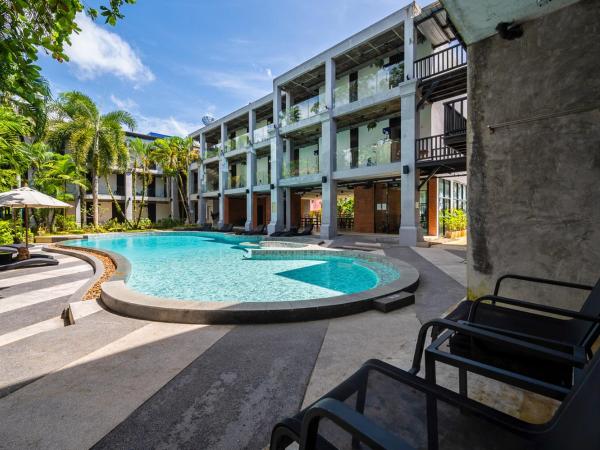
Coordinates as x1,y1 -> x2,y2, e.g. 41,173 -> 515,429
415,135 -> 465,163
444,97 -> 467,137
414,44 -> 467,80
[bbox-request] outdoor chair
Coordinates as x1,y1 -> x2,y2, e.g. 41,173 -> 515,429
0,252 -> 58,271
216,223 -> 233,232
271,322 -> 600,450
435,275 -> 600,394
198,223 -> 213,231
270,227 -> 297,237
292,224 -> 314,236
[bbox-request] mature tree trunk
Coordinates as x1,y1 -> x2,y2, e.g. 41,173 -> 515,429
177,173 -> 191,223
136,169 -> 149,225
92,164 -> 99,227
79,185 -> 86,226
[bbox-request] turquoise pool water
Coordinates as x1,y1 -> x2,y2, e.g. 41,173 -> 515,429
65,232 -> 400,302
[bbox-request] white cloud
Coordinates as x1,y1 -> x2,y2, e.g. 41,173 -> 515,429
134,114 -> 199,137
197,67 -> 272,100
110,94 -> 137,110
66,13 -> 154,83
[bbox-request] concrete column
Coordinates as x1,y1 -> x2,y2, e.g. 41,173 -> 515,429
404,6 -> 415,81
186,168 -> 194,224
125,170 -> 133,222
74,189 -> 82,226
320,58 -> 337,240
245,109 -> 256,231
268,86 -> 284,234
399,81 -> 419,246
197,133 -> 206,224
218,122 -> 228,227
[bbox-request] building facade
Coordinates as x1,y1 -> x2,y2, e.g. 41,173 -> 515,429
189,1 -> 468,243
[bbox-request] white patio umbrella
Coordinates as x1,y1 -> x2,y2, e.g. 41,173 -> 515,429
0,187 -> 71,252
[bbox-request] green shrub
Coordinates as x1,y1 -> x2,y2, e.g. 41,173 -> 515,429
0,220 -> 13,245
439,209 -> 467,232
136,218 -> 153,230
155,217 -> 183,229
11,223 -> 34,244
55,214 -> 78,232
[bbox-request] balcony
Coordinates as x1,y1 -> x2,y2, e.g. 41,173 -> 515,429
415,134 -> 465,170
414,44 -> 467,102
279,94 -> 326,128
282,157 -> 320,178
202,179 -> 219,192
205,144 -> 220,159
256,169 -> 270,186
227,174 -> 246,190
253,124 -> 273,145
334,62 -> 404,108
225,133 -> 250,153
337,139 -> 401,170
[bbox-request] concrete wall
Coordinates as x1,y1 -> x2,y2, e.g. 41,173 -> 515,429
467,0 -> 600,306
156,203 -> 170,221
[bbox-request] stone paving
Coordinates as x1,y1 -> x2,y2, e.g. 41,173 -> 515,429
0,238 -> 484,449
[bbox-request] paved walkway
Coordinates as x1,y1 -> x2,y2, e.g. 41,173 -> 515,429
0,240 -> 490,449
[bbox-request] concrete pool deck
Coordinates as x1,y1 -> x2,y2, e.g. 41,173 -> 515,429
0,238 -> 555,448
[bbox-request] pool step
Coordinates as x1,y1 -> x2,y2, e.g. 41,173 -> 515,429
373,291 -> 415,313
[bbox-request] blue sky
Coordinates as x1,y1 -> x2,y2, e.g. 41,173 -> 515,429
39,0 -> 410,136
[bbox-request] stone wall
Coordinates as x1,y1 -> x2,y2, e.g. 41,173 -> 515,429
467,0 -> 600,306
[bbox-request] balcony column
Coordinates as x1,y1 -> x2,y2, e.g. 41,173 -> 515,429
125,170 -> 133,222
268,86 -> 284,234
404,5 -> 416,81
186,167 -> 194,224
245,109 -> 256,231
320,57 -> 337,240
197,133 -> 206,224
218,122 -> 228,228
399,80 -> 419,246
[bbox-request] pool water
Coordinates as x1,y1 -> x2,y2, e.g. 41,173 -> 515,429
66,233 -> 400,302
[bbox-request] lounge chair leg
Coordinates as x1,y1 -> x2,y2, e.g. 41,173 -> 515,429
459,367 -> 468,398
352,374 -> 369,448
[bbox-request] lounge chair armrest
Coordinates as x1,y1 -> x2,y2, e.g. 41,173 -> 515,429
494,274 -> 594,296
469,295 -> 600,323
300,398 -> 414,450
410,318 -> 586,375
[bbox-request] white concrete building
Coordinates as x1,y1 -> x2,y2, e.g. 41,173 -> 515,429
189,1 -> 468,243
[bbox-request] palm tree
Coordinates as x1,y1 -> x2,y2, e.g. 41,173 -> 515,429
0,105 -> 32,190
152,136 -> 198,224
47,91 -> 135,226
128,137 -> 156,227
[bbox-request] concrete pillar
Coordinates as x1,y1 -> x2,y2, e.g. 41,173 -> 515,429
125,170 -> 133,222
268,86 -> 284,234
404,6 -> 415,81
320,58 -> 337,240
399,81 -> 419,246
218,122 -> 228,227
74,190 -> 82,227
197,133 -> 206,224
245,109 -> 256,231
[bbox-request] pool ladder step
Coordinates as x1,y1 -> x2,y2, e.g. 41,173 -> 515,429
373,291 -> 415,313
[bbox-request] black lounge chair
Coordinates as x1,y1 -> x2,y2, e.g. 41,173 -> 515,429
436,274 -> 600,394
0,253 -> 58,271
271,323 -> 600,450
216,223 -> 233,233
245,224 -> 266,235
292,224 -> 313,236
270,227 -> 296,237
198,223 -> 213,231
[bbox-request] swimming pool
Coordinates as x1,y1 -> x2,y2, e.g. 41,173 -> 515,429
64,232 -> 401,303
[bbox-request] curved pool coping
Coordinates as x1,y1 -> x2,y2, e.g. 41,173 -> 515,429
56,231 -> 419,324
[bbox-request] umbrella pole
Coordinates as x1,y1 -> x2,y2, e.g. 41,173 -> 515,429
25,206 -> 29,249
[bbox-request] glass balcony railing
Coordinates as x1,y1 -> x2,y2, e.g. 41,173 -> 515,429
279,94 -> 326,127
202,179 -> 219,192
253,124 -> 274,145
255,169 -> 270,185
205,144 -> 220,159
282,157 -> 320,178
225,133 -> 250,152
334,62 -> 404,108
336,139 -> 400,170
227,174 -> 246,189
